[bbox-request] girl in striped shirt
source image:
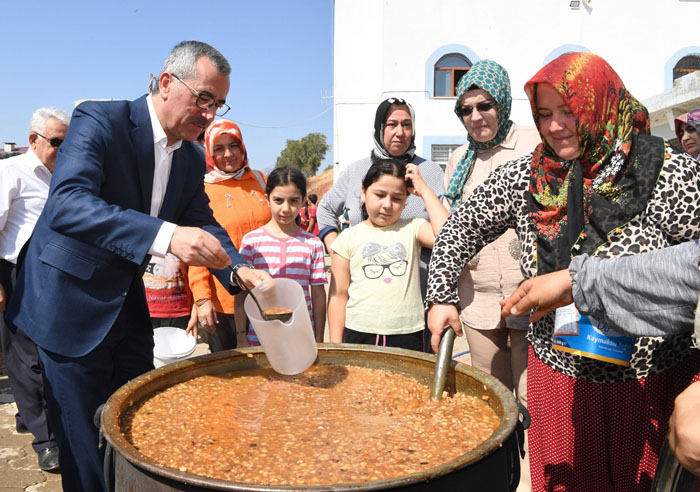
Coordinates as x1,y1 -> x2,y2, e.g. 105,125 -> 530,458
238,166 -> 327,345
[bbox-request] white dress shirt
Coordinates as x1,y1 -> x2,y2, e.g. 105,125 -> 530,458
0,149 -> 52,265
146,94 -> 179,257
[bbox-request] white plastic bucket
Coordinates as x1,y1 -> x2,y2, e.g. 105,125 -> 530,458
153,327 -> 196,368
244,278 -> 317,375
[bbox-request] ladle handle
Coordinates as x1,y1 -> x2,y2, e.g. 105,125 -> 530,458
430,327 -> 456,401
228,265 -> 266,318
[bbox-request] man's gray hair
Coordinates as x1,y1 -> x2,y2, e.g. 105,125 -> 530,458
155,40 -> 230,93
29,107 -> 71,134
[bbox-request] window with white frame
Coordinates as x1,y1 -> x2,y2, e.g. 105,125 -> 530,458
434,54 -> 471,98
431,144 -> 462,170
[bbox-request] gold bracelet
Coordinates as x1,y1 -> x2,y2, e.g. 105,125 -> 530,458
195,298 -> 210,307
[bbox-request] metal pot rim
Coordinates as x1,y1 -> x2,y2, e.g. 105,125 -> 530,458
102,344 -> 519,491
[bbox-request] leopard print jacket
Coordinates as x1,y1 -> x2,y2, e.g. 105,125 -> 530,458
427,144 -> 700,382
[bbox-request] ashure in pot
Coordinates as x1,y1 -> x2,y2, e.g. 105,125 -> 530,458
101,344 -> 523,491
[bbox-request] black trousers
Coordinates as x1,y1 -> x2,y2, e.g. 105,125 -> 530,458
0,259 -> 56,452
39,282 -> 155,492
206,312 -> 238,352
343,327 -> 425,352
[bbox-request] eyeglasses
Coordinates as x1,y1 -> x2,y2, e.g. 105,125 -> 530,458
362,260 -> 408,279
35,133 -> 63,148
457,102 -> 496,118
170,73 -> 230,117
386,97 -> 408,105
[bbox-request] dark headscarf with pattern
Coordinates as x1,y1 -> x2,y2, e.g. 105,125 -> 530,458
444,60 -> 514,211
370,98 -> 416,163
524,52 -> 663,275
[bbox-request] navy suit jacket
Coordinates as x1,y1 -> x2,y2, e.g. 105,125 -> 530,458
6,95 -> 244,357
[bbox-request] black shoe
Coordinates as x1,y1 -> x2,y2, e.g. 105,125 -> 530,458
15,418 -> 30,434
37,446 -> 60,471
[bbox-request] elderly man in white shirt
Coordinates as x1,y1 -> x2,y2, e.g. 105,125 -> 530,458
0,107 -> 69,472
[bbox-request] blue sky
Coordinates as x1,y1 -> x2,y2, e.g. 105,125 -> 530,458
0,0 -> 334,173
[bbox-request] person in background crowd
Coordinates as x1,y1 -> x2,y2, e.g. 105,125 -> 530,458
143,254 -> 192,329
442,61 -> 540,491
299,193 -> 319,236
339,209 -> 350,232
187,119 -> 270,351
317,98 -> 443,351
0,107 -> 69,472
675,109 -> 700,160
426,52 -> 700,491
5,41 -> 271,492
238,166 -> 327,343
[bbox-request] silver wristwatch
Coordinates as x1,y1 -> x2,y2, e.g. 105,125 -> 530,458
229,263 -> 254,289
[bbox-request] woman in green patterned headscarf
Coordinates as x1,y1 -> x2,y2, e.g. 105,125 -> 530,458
440,60 -> 539,491
444,60 -> 535,209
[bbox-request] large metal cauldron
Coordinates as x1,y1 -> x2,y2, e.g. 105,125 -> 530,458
101,344 -> 522,491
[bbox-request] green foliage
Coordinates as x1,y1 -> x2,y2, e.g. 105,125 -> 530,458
275,133 -> 329,176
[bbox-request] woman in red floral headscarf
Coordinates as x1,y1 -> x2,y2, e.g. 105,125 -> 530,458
426,52 -> 700,491
187,120 -> 270,352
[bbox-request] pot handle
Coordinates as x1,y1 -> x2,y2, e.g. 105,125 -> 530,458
507,430 -> 521,492
507,403 -> 531,491
516,402 -> 530,456
94,404 -> 115,492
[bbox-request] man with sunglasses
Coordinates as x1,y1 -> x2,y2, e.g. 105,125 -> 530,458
0,107 -> 69,473
6,41 -> 270,492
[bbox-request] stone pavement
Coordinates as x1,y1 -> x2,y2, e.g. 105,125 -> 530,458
0,362 -> 62,491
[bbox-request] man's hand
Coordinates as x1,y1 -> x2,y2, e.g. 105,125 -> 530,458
427,303 -> 462,353
234,266 -> 274,291
168,226 -> 231,269
0,283 -> 5,313
669,381 -> 700,476
500,269 -> 573,322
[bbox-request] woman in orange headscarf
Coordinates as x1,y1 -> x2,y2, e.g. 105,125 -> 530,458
188,120 -> 270,352
427,52 -> 700,491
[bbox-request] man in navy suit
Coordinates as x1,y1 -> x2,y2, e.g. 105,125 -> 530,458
6,41 -> 270,492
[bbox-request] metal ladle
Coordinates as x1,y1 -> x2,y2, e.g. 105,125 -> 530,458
430,327 -> 456,400
228,266 -> 293,323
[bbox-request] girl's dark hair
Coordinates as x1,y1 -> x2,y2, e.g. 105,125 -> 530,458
265,166 -> 307,198
360,158 -> 408,220
308,194 -> 318,205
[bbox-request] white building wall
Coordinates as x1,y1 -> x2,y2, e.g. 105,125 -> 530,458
334,0 -> 700,174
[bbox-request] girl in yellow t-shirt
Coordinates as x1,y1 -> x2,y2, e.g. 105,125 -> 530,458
328,158 -> 448,351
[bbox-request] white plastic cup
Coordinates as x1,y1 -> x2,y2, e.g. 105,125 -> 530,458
244,278 -> 317,375
153,327 -> 196,368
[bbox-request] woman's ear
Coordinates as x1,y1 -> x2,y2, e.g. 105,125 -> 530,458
360,187 -> 366,204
